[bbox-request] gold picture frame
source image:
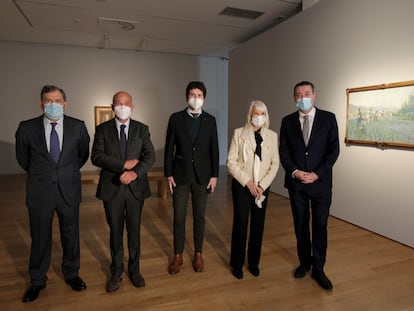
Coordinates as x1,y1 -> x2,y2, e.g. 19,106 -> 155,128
94,106 -> 114,127
345,80 -> 414,149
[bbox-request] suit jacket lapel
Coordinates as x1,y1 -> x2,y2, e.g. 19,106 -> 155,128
60,117 -> 74,164
238,126 -> 255,162
240,126 -> 255,149
180,110 -> 192,144
34,116 -> 52,160
307,108 -> 320,146
60,117 -> 71,162
109,119 -> 123,159
293,111 -> 304,144
126,120 -> 136,158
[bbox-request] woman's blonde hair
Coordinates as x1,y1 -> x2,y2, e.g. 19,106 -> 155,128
246,100 -> 270,129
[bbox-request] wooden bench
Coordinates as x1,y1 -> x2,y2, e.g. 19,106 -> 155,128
81,167 -> 168,199
147,167 -> 168,199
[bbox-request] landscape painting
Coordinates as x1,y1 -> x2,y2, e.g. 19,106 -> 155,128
345,80 -> 414,148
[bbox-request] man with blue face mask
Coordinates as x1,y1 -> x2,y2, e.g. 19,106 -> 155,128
279,81 -> 339,290
15,85 -> 90,302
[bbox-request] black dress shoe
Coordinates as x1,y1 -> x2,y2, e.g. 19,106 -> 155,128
66,276 -> 87,291
231,267 -> 243,279
106,275 -> 122,292
22,284 -> 46,303
311,269 -> 333,290
247,265 -> 260,277
129,272 -> 145,288
294,265 -> 310,279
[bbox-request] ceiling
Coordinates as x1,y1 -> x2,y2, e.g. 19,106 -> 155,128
0,0 -> 302,58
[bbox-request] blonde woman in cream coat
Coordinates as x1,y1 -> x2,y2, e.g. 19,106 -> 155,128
227,100 -> 279,280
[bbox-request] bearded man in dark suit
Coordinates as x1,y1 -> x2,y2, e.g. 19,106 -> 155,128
91,91 -> 155,293
279,81 -> 339,290
16,85 -> 90,303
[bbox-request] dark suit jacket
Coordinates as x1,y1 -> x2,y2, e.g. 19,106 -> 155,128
279,108 -> 339,192
15,115 -> 90,207
91,118 -> 155,201
164,109 -> 219,184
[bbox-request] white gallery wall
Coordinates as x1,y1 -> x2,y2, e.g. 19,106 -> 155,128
229,0 -> 414,247
0,41 -> 228,173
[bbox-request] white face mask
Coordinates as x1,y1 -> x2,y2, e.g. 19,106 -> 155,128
251,115 -> 266,128
188,98 -> 204,111
114,105 -> 132,120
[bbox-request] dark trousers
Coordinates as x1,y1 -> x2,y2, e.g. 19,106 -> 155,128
28,184 -> 80,286
104,185 -> 144,277
230,179 -> 269,270
172,172 -> 208,254
288,188 -> 331,271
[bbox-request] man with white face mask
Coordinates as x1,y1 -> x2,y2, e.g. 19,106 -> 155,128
92,91 -> 155,292
164,81 -> 219,274
279,81 -> 339,290
16,85 -> 90,302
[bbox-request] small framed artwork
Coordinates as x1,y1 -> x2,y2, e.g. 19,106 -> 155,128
94,106 -> 114,127
345,80 -> 414,148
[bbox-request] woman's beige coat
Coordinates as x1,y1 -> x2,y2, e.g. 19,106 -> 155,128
226,125 -> 279,190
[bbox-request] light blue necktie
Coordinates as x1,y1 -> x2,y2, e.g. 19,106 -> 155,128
50,122 -> 60,163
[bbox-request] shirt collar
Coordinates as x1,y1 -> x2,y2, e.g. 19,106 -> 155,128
299,106 -> 316,119
115,118 -> 130,130
186,108 -> 202,118
43,115 -> 64,126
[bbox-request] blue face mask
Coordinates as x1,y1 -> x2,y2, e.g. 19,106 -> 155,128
44,102 -> 64,120
296,97 -> 313,112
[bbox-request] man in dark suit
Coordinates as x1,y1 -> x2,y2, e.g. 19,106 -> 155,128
16,85 -> 90,303
279,81 -> 339,290
91,91 -> 155,292
164,81 -> 219,274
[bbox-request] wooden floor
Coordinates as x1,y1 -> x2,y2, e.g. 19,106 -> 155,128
1,168 -> 414,311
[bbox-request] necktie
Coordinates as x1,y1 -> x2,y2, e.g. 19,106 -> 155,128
120,124 -> 127,161
50,122 -> 60,163
302,115 -> 310,145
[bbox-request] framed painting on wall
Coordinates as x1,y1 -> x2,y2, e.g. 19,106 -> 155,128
345,80 -> 414,148
94,106 -> 114,127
